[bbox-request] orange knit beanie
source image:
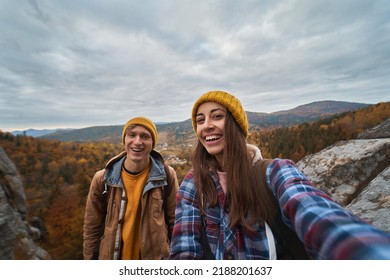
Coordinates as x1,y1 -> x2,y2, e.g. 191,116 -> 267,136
122,116 -> 158,148
191,90 -> 248,137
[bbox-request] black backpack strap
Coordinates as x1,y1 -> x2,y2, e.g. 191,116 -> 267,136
200,213 -> 215,260
163,164 -> 172,241
196,181 -> 215,260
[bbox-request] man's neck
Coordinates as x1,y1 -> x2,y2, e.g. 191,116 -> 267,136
123,157 -> 150,173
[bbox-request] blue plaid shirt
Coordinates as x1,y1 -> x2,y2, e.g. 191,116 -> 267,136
169,158 -> 390,260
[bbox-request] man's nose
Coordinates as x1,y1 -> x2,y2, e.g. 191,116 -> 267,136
133,135 -> 142,144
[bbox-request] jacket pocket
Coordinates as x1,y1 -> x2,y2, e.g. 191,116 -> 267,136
105,200 -> 117,228
152,189 -> 163,219
99,227 -> 115,259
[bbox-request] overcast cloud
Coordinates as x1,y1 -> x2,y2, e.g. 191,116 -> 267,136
1,0 -> 389,131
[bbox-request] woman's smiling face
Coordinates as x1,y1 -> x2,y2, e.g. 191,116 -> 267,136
195,101 -> 227,159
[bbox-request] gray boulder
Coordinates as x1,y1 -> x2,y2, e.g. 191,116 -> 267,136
297,119 -> 390,232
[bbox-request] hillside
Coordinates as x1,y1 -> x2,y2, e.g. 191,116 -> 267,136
247,100 -> 370,128
40,100 -> 370,143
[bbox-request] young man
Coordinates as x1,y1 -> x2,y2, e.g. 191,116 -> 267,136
83,117 -> 179,260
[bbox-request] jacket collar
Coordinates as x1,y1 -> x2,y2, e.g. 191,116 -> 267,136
103,150 -> 166,189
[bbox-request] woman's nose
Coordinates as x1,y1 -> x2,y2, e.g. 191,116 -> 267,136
204,118 -> 214,129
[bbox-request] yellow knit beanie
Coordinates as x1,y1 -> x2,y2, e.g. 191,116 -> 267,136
122,116 -> 158,148
192,90 -> 248,137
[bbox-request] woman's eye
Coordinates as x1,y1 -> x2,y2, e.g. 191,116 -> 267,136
213,114 -> 224,119
196,118 -> 205,124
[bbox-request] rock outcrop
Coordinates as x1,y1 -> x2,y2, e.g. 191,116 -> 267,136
0,147 -> 50,260
357,118 -> 390,139
297,119 -> 390,232
346,166 -> 390,232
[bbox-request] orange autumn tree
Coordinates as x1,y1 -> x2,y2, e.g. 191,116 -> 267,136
44,184 -> 84,260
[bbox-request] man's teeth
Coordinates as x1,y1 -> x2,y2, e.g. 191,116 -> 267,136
205,135 -> 221,141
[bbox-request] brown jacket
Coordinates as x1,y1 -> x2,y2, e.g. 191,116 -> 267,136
83,150 -> 178,260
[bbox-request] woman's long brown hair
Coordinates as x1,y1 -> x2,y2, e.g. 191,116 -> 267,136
192,111 -> 276,230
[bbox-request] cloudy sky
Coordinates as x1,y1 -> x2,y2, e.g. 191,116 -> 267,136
1,0 -> 389,132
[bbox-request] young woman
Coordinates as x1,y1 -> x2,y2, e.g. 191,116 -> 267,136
169,90 -> 390,260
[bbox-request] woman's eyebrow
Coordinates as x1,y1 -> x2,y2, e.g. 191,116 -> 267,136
196,107 -> 226,118
210,108 -> 226,113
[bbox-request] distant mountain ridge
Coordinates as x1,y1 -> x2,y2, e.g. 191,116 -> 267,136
12,128 -> 73,138
20,100 -> 370,142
